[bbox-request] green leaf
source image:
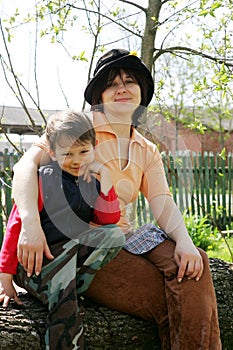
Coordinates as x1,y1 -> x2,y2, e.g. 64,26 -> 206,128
72,51 -> 88,62
219,148 -> 226,160
199,9 -> 209,17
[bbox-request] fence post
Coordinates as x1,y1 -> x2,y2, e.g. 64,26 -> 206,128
228,153 -> 232,228
3,149 -> 13,219
204,152 -> 211,215
209,152 -> 216,223
193,153 -> 200,216
0,182 -> 3,247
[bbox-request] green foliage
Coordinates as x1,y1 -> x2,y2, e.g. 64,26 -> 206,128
72,51 -> 88,62
111,7 -> 120,17
183,212 -> 221,251
187,121 -> 207,134
1,0 -> 233,134
199,2 -> 222,17
219,147 -> 226,160
207,235 -> 233,262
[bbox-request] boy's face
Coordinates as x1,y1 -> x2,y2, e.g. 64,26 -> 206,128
49,135 -> 95,177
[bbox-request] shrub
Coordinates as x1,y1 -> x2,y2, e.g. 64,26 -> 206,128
183,212 -> 221,251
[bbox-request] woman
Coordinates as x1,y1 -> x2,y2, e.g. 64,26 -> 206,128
12,49 -> 221,349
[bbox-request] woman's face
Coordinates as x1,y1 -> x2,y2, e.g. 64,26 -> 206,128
101,70 -> 141,117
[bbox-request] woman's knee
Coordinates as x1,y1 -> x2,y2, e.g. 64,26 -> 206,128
197,247 -> 209,262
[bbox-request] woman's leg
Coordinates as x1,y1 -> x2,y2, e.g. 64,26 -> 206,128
144,240 -> 222,350
86,241 -> 221,350
76,224 -> 126,295
85,248 -> 171,350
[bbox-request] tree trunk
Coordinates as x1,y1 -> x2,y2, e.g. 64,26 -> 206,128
141,0 -> 162,71
0,258 -> 232,350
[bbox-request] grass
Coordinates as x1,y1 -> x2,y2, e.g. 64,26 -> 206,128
207,237 -> 233,263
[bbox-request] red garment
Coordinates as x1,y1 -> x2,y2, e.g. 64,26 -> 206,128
0,186 -> 120,275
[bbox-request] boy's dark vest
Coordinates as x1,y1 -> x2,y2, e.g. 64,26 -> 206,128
39,162 -> 100,244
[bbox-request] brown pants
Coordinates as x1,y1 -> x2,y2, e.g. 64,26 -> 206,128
85,240 -> 222,350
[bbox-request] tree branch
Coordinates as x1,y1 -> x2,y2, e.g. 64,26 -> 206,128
82,0 -> 101,110
118,0 -> 146,13
67,3 -> 142,38
0,55 -> 47,127
0,19 -> 47,133
153,46 -> 233,68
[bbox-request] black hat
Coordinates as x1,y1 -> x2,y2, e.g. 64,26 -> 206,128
84,48 -> 154,106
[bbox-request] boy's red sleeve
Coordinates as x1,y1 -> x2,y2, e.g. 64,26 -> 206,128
0,204 -> 22,274
92,186 -> 120,225
0,179 -> 44,275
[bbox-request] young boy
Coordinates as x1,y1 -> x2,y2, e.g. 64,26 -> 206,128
0,110 -> 125,350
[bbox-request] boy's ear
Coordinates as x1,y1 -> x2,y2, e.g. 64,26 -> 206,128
48,148 -> 56,161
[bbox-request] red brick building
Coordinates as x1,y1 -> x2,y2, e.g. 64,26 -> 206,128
142,112 -> 233,154
1,105 -> 232,154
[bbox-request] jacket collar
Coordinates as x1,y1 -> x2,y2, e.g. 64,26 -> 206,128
92,111 -> 146,147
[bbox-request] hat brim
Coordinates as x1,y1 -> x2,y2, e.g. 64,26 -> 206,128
84,55 -> 154,106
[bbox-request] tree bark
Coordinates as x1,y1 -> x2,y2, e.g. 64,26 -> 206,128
0,258 -> 232,350
141,0 -> 162,71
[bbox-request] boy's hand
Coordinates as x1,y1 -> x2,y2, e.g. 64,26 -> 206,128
0,273 -> 23,308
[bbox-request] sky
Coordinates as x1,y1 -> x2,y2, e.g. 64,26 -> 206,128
1,0 -> 232,145
0,0 -> 91,111
0,0 -> 147,145
0,0 -> 147,112
1,0 -> 231,114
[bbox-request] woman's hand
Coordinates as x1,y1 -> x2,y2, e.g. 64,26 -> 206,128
0,273 -> 22,308
83,161 -> 112,195
150,195 -> 204,283
12,142 -> 53,276
17,219 -> 54,277
174,238 -> 204,283
83,160 -> 104,181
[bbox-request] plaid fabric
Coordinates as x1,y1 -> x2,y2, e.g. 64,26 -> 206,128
124,223 -> 168,255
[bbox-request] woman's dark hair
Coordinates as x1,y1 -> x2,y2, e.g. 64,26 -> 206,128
91,68 -> 148,127
46,110 -> 96,151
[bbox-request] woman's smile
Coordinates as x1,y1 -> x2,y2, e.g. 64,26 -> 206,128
101,71 -> 141,120
102,71 -> 141,106
115,97 -> 131,102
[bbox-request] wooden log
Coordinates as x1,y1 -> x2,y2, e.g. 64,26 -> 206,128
0,258 -> 232,350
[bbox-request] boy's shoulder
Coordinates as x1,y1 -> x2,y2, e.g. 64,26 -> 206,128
38,162 -> 57,177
